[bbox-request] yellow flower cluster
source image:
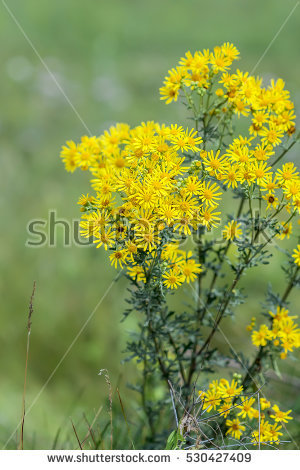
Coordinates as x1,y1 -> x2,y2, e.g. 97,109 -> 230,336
160,43 -> 240,103
160,44 -> 300,232
60,43 -> 299,287
160,43 -> 295,136
198,378 -> 292,444
292,245 -> 300,266
61,122 -> 208,287
249,306 -> 300,359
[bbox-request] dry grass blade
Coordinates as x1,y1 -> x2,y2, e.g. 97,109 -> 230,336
99,369 -> 113,449
82,413 -> 97,448
18,281 -> 36,450
80,404 -> 103,448
116,387 -> 135,450
70,418 -> 83,450
168,380 -> 179,428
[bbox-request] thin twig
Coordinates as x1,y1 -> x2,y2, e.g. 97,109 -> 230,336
82,413 -> 97,448
80,405 -> 103,448
168,381 -> 179,428
18,281 -> 36,450
116,387 -> 135,450
99,369 -> 113,449
70,418 -> 82,450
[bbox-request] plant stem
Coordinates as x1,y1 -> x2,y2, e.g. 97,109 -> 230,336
204,197 -> 245,309
19,281 -> 36,451
272,139 -> 297,167
281,266 -> 299,303
242,265 -> 299,391
194,222 -> 281,372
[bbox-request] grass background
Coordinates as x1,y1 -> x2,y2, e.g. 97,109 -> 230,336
0,0 -> 299,449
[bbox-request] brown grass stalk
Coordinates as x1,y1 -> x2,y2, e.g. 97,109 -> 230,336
18,281 -> 36,450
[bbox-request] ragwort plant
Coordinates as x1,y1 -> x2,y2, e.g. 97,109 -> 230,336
60,44 -> 300,449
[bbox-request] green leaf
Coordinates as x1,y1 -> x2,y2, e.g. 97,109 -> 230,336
270,355 -> 282,379
165,430 -> 178,450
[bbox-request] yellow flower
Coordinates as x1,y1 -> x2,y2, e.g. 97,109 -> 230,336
174,216 -> 193,235
202,388 -> 221,412
124,240 -> 138,261
276,162 -> 299,185
251,419 -> 271,445
253,143 -> 274,161
251,324 -> 273,347
218,379 -> 243,400
182,176 -> 203,197
199,181 -> 222,207
210,47 -> 231,72
283,179 -> 300,202
220,164 -> 240,189
268,423 -> 283,443
252,110 -> 269,128
131,186 -> 157,210
237,397 -> 255,419
160,82 -> 180,104
261,123 -> 284,147
135,229 -> 160,252
157,204 -> 179,226
159,67 -> 186,104
226,418 -> 245,440
175,194 -> 199,217
276,221 -> 292,240
221,42 -> 240,62
170,131 -> 189,152
162,269 -> 184,289
161,242 -> 182,262
270,404 -> 293,423
234,99 -> 250,117
80,210 -> 110,238
250,161 -> 272,185
223,220 -> 242,241
263,192 -> 279,210
109,250 -> 128,269
93,227 -> 116,250
218,401 -> 232,418
260,398 -> 271,410
77,193 -> 96,209
179,259 -> 202,283
292,245 -> 300,267
60,140 -> 79,172
200,208 -> 221,228
269,306 -> 290,321
202,150 -> 228,175
127,265 -> 146,283
184,128 -> 203,152
260,175 -> 279,192
215,88 -> 224,97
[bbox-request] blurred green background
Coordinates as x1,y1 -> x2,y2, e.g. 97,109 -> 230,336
0,0 -> 299,449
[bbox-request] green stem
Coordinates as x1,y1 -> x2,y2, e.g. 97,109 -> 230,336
196,217 -> 284,365
204,197 -> 245,309
181,85 -> 199,132
272,139 -> 297,167
281,266 -> 299,303
248,190 -> 254,243
241,265 -> 299,390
